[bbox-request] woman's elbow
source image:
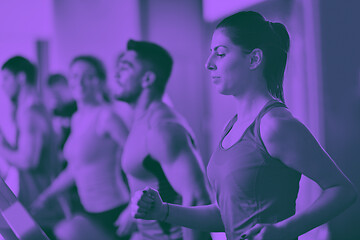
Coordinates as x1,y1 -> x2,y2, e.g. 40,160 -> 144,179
347,184 -> 358,206
340,181 -> 358,207
20,155 -> 39,170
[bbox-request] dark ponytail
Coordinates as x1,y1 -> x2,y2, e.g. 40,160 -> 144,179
216,11 -> 290,102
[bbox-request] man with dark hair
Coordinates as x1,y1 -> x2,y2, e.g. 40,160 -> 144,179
0,56 -> 62,237
48,73 -> 67,86
1,56 -> 37,87
113,40 -> 211,240
47,73 -> 77,150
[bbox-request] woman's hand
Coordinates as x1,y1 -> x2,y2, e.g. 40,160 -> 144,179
131,187 -> 168,221
30,193 -> 49,213
241,223 -> 290,240
114,205 -> 137,237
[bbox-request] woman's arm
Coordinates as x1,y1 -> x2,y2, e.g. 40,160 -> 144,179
99,108 -> 128,147
244,108 -> 357,239
32,167 -> 75,209
133,188 -> 225,232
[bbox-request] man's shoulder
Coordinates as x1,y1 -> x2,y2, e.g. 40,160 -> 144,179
147,115 -> 192,155
148,109 -> 187,137
148,102 -> 187,128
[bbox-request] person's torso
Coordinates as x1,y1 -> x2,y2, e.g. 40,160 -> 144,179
207,100 -> 301,240
63,105 -> 126,212
16,97 -> 59,208
122,102 -> 199,239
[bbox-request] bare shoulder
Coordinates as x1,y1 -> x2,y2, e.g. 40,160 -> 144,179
260,106 -> 312,160
99,105 -> 124,124
260,107 -> 298,135
147,104 -> 192,160
98,105 -> 128,135
20,101 -> 48,127
148,102 -> 177,125
148,103 -> 188,140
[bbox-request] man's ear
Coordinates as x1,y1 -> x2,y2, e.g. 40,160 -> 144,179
17,72 -> 27,85
141,71 -> 156,88
249,48 -> 263,70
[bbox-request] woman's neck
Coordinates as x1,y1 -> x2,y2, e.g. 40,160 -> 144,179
77,96 -> 103,110
233,88 -> 273,122
17,86 -> 38,106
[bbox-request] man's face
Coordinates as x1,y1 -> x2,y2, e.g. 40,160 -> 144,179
1,69 -> 21,99
48,82 -> 71,107
113,50 -> 145,103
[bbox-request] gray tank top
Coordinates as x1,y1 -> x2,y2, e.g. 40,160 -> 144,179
207,100 -> 300,240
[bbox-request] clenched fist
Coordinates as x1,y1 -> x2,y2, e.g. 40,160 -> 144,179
131,187 -> 169,221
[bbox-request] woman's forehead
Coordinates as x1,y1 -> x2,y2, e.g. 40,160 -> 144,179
211,29 -> 233,49
71,61 -> 95,70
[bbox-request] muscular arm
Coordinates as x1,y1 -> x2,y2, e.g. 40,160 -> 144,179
259,108 -> 357,239
0,108 -> 43,170
147,121 -> 218,239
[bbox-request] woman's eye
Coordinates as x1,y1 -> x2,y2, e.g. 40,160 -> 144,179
216,53 -> 225,57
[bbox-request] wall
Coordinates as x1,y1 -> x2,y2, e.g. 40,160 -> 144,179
52,0 -> 141,126
141,0 -> 213,161
320,0 -> 360,238
0,0 -> 54,195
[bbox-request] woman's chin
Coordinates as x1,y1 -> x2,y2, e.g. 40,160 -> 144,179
216,87 -> 232,96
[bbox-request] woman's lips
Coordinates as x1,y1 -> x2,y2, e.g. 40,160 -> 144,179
211,76 -> 221,84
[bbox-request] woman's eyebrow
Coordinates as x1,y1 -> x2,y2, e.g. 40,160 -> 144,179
213,45 -> 228,51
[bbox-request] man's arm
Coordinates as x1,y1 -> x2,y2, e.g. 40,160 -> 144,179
147,121 -> 213,239
0,108 -> 43,170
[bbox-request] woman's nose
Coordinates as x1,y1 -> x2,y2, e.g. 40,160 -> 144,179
80,77 -> 87,88
205,55 -> 216,71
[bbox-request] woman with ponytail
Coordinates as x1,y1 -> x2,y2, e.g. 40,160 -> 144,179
131,11 -> 357,240
33,56 -> 131,239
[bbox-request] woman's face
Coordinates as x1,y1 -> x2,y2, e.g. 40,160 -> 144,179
205,28 -> 251,96
1,69 -> 20,99
69,60 -> 103,103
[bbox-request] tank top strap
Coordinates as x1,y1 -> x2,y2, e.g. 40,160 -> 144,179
221,115 -> 238,139
253,99 -> 287,155
256,99 -> 287,121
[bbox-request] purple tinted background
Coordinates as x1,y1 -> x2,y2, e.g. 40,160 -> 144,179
0,0 -> 359,239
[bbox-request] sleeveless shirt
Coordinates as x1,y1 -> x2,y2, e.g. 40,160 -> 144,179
64,106 -> 129,213
207,100 -> 301,240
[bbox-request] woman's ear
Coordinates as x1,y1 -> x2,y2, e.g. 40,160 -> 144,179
141,71 -> 156,88
249,48 -> 263,70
